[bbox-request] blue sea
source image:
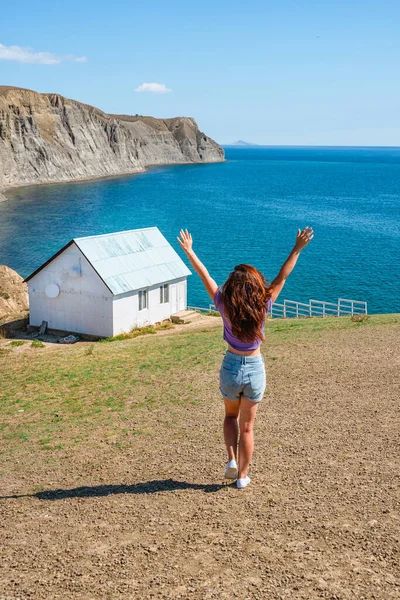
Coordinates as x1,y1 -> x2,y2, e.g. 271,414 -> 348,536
1,147 -> 399,314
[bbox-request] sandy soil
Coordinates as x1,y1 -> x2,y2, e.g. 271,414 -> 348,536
0,319 -> 399,599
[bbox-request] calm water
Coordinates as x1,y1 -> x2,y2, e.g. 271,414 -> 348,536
1,147 -> 399,314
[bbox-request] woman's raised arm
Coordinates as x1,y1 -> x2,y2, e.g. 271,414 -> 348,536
177,229 -> 218,302
269,226 -> 314,303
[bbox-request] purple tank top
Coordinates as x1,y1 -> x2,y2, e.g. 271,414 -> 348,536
213,289 -> 273,351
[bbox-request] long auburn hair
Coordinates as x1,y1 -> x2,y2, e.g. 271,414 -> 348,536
221,264 -> 271,343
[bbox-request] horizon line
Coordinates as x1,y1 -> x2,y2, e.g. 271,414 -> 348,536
222,144 -> 400,149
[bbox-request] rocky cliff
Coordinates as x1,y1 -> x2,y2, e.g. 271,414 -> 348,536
0,86 -> 224,190
0,265 -> 28,323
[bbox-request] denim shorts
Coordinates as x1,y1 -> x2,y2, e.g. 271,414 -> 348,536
219,350 -> 266,403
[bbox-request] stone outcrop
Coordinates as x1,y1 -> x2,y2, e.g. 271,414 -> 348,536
0,265 -> 28,323
0,86 -> 224,189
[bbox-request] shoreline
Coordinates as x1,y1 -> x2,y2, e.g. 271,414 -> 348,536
0,167 -> 145,201
0,158 -> 226,202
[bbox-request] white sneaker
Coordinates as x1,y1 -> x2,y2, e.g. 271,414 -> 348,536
237,476 -> 251,489
224,459 -> 238,480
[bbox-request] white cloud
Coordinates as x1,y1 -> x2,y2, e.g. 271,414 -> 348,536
135,82 -> 172,94
0,43 -> 87,65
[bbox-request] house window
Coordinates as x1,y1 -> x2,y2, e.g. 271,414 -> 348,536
138,289 -> 148,311
160,284 -> 169,303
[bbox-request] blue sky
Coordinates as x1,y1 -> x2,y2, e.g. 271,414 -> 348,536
1,0 -> 399,145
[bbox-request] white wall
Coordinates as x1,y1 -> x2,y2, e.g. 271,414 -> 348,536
28,243 -> 113,337
112,277 -> 187,334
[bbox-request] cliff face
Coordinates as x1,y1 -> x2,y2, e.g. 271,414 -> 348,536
0,87 -> 224,189
0,265 -> 28,323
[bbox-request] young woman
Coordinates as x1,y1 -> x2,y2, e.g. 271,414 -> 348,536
177,226 -> 314,489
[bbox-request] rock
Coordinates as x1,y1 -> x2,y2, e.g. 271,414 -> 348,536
0,86 -> 224,189
0,265 -> 29,322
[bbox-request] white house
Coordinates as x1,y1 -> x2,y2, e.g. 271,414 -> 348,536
24,227 -> 191,337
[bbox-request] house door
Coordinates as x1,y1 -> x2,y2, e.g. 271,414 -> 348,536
178,281 -> 185,311
170,283 -> 178,313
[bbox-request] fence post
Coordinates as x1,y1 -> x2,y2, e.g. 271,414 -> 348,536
283,300 -> 286,318
309,301 -> 312,317
337,298 -> 341,317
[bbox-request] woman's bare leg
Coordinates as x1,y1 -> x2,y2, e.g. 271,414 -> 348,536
238,397 -> 259,479
223,397 -> 240,461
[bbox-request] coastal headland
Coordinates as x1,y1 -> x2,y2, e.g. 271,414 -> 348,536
0,86 -> 224,194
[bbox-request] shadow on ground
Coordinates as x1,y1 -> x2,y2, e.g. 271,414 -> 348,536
1,479 -> 231,501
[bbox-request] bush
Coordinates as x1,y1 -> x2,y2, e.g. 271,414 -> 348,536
0,326 -> 13,339
350,314 -> 370,323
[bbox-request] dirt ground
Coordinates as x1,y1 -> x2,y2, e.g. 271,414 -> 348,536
1,317 -> 399,600
0,313 -> 221,353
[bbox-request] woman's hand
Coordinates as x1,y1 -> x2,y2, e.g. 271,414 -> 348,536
295,226 -> 314,251
269,226 -> 314,302
177,229 -> 193,255
177,229 -> 218,300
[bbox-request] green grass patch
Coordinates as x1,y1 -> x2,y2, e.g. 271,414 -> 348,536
0,313 -> 398,457
99,322 -> 173,343
31,339 -> 45,348
9,340 -> 26,347
266,313 -> 397,337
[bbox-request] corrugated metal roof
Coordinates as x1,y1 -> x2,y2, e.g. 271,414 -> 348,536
74,227 -> 191,295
